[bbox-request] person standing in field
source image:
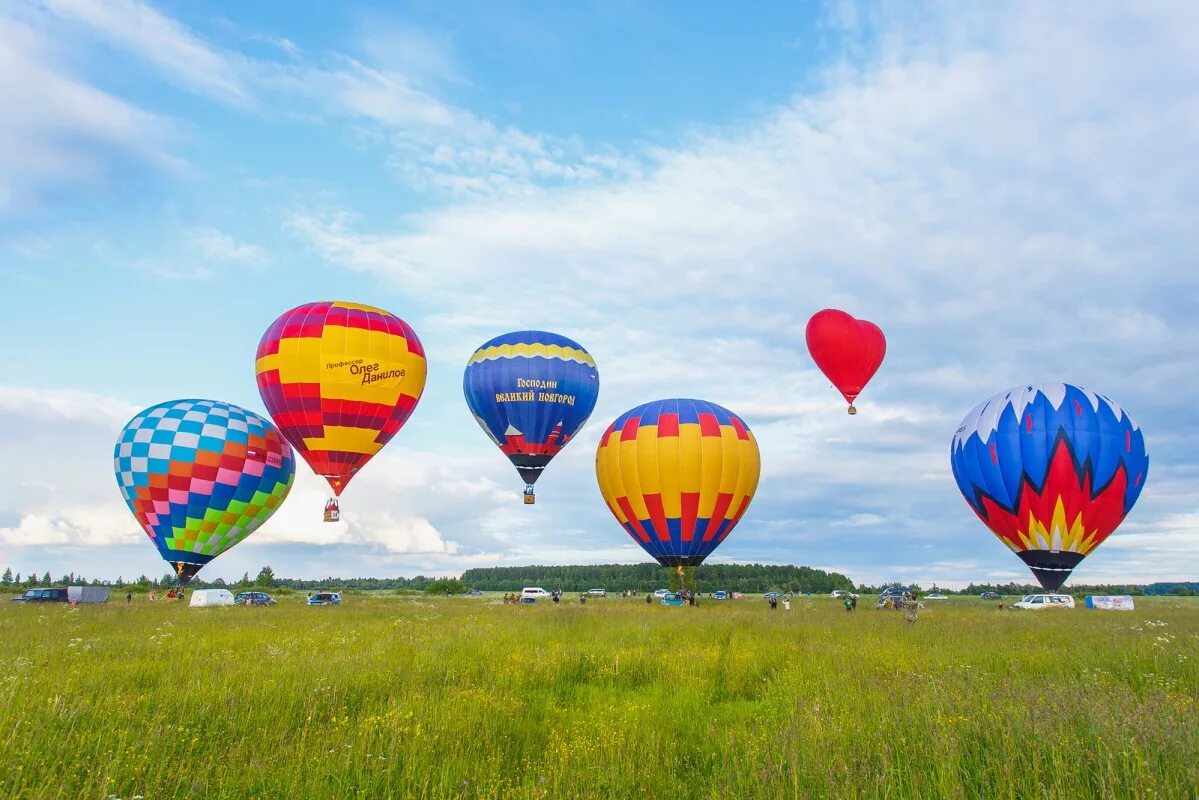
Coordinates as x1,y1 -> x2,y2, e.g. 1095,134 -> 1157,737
769,597 -> 777,610
783,598 -> 791,611
844,597 -> 853,612
646,594 -> 652,605
126,591 -> 132,603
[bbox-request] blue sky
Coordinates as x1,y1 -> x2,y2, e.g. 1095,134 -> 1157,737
1,0 -> 1196,587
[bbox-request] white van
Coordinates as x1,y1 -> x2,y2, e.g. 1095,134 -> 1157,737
521,587 -> 551,599
1012,593 -> 1075,610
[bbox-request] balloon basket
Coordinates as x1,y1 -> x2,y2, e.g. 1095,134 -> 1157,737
847,405 -> 857,415
323,498 -> 340,523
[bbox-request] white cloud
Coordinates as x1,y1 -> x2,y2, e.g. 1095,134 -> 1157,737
831,514 -> 885,528
186,227 -> 268,264
4,2 -> 1198,585
0,14 -> 175,210
0,384 -> 136,425
0,504 -> 141,547
40,0 -> 249,103
283,0 -> 1199,584
18,0 -> 637,203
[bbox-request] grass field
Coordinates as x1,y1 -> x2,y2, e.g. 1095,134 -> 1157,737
1,593 -> 1196,799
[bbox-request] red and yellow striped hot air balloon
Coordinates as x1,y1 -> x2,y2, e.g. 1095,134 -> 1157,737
595,399 -> 760,566
255,301 -> 426,520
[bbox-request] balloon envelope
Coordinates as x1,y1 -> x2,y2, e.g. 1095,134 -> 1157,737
805,309 -> 886,410
255,301 -> 426,496
463,331 -> 599,490
950,383 -> 1148,591
114,399 -> 296,583
595,399 -> 760,566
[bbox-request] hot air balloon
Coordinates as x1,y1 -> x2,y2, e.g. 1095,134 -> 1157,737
463,331 -> 599,504
805,309 -> 886,414
595,399 -> 760,565
255,301 -> 427,521
114,399 -> 295,585
950,383 -> 1148,591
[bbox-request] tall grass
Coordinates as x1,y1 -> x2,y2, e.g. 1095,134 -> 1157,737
1,595 -> 1195,799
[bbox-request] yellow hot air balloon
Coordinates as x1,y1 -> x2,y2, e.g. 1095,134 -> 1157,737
595,398 -> 760,565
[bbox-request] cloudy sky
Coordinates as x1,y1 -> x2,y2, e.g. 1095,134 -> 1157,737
1,0 -> 1196,588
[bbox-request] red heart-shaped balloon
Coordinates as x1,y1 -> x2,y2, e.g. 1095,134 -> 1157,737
805,309 -> 886,410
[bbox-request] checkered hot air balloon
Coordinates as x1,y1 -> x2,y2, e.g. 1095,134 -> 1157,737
463,331 -> 600,504
114,399 -> 296,585
255,301 -> 427,520
595,399 -> 760,565
950,383 -> 1149,591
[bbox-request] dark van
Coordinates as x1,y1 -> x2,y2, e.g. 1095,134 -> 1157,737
12,588 -> 69,603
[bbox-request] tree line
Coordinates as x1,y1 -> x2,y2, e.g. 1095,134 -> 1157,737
458,563 -> 857,593
2,564 -> 1193,596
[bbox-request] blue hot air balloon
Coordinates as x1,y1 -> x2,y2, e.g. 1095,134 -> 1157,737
463,331 -> 599,503
950,383 -> 1148,591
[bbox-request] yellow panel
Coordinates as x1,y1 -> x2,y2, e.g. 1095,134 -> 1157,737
677,423 -> 702,494
729,433 -> 761,517
333,301 -> 388,314
255,353 -> 279,375
618,435 -> 648,519
468,343 -> 596,368
595,433 -> 629,523
318,328 -> 421,405
657,430 -> 682,518
305,426 -> 383,456
276,337 -> 324,383
696,432 -> 724,517
635,426 -> 661,496
717,425 -> 741,497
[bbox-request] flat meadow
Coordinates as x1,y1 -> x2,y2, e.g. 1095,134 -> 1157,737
1,593 -> 1196,799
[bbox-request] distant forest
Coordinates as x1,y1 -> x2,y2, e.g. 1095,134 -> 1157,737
460,563 -> 855,593
1,564 -> 1194,596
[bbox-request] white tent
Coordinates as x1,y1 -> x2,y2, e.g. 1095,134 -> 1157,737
189,589 -> 235,607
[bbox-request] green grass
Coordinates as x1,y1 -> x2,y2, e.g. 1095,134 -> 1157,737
1,595 -> 1196,799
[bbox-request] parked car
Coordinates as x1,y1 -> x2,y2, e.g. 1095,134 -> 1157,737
307,591 -> 341,606
521,587 -> 551,599
764,591 -> 787,600
467,589 -> 484,596
876,586 -> 916,609
830,589 -> 857,599
233,591 -> 276,606
653,589 -> 671,598
1012,593 -> 1075,610
11,587 -> 69,603
661,592 -> 686,606
924,593 -> 949,600
979,591 -> 1003,600
586,588 -> 606,597
713,590 -> 729,600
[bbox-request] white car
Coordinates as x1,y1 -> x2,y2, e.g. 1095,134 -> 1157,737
586,588 -> 606,597
924,593 -> 949,600
653,589 -> 671,598
1012,593 -> 1075,610
521,587 -> 551,599
830,590 -> 855,598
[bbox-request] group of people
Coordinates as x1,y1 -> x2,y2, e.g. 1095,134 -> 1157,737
123,589 -> 185,602
767,595 -> 792,610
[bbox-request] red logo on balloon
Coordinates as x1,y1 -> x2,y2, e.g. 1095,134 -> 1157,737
805,309 -> 886,414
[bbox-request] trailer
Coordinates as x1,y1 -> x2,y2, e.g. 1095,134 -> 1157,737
68,586 -> 111,604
